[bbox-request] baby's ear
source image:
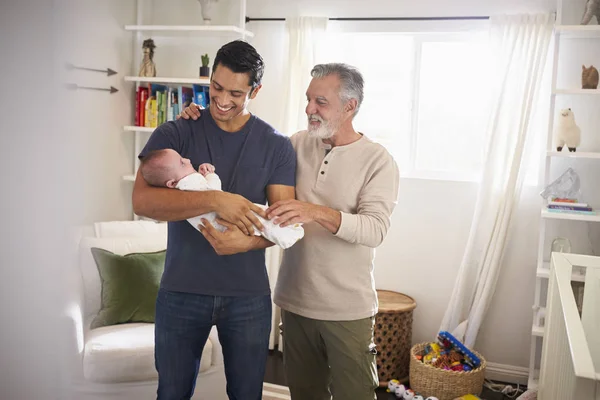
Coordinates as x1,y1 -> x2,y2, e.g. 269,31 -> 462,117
166,179 -> 177,188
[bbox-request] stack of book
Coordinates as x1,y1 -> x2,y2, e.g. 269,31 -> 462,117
546,198 -> 595,216
135,84 -> 210,128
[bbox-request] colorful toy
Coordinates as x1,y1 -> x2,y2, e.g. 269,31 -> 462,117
402,389 -> 416,400
452,395 -> 482,400
395,384 -> 407,398
387,379 -> 401,392
437,331 -> 481,368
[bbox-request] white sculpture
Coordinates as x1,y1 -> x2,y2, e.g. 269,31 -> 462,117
554,108 -> 581,152
198,0 -> 219,24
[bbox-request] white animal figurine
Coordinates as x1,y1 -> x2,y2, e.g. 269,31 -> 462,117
581,0 -> 600,24
403,389 -> 416,400
425,397 -> 440,400
554,108 -> 581,152
395,384 -> 407,398
388,379 -> 400,392
413,395 -> 424,400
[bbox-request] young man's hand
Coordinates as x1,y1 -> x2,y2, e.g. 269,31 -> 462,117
215,191 -> 266,235
176,102 -> 203,120
199,218 -> 260,256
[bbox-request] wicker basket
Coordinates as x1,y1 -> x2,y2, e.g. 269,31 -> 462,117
374,290 -> 416,387
409,342 -> 487,400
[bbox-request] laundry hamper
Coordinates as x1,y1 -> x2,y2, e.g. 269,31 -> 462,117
374,290 -> 417,387
409,342 -> 486,400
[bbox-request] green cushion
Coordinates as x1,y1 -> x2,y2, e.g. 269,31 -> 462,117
90,247 -> 165,329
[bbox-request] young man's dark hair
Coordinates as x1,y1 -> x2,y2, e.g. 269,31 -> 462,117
212,40 -> 265,89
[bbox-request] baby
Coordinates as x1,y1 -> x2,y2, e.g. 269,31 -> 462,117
139,148 -> 304,249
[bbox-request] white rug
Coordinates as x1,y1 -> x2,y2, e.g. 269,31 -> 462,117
263,383 -> 291,400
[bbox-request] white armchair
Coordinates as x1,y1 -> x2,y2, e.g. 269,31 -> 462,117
62,221 -> 227,400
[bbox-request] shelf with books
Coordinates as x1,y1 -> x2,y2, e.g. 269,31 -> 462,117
546,151 -> 600,159
541,208 -> 600,222
134,83 -> 209,129
124,25 -> 254,38
125,76 -> 210,85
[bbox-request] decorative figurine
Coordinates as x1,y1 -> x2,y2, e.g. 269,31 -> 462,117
139,38 -> 156,77
554,108 -> 581,152
198,0 -> 219,24
582,65 -> 599,89
581,0 -> 600,25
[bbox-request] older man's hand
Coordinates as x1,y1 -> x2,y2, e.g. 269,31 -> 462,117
176,102 -> 203,120
266,199 -> 320,227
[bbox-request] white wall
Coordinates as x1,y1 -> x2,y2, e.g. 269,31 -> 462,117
57,0 -> 137,224
247,0 -> 600,374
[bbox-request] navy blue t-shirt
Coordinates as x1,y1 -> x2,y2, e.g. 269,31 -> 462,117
139,109 -> 296,296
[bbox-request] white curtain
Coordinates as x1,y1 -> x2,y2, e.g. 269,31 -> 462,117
280,17 -> 328,136
439,13 -> 554,347
265,16 -> 328,351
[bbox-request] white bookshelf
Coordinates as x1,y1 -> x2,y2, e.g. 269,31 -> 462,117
555,24 -> 600,38
541,208 -> 600,222
124,76 -> 211,85
553,88 -> 600,95
546,151 -> 600,159
528,11 -> 600,388
124,25 -> 254,37
123,0 -> 252,220
124,126 -> 154,133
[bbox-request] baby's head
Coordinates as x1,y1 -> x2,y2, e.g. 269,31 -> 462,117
140,149 -> 196,188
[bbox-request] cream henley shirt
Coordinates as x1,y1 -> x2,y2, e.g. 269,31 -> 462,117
273,130 -> 400,321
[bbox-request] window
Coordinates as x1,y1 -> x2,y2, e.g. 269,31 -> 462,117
319,31 -> 492,181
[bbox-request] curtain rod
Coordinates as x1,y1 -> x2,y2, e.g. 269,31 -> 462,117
245,16 -> 490,23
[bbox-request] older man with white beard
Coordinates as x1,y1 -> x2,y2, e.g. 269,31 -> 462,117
265,63 -> 399,400
179,63 -> 399,400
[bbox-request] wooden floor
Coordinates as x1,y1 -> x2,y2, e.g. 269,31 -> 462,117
264,350 -> 517,400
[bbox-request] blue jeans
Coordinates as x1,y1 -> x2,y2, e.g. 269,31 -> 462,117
154,289 -> 272,400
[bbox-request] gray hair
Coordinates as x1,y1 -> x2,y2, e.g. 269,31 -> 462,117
311,63 -> 364,116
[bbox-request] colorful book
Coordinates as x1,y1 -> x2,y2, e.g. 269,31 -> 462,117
548,205 -> 593,212
193,84 -> 210,108
546,208 -> 597,216
549,200 -> 588,208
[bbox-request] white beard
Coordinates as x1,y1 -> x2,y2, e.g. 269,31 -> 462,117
307,115 -> 336,139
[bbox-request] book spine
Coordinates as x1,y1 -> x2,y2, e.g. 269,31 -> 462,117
135,87 -> 140,126
140,88 -> 147,127
548,201 -> 588,207
548,205 -> 593,212
547,208 -> 596,215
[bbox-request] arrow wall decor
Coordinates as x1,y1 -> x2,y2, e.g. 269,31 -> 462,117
65,83 -> 118,94
66,63 -> 117,76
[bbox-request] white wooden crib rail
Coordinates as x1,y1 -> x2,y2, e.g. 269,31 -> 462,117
539,253 -> 600,400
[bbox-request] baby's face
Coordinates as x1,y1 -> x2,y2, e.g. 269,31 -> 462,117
162,149 -> 196,182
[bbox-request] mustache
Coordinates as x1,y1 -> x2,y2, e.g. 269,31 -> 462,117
308,114 -> 324,123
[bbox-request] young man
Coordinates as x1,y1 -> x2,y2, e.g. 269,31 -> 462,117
180,63 -> 399,400
133,40 -> 296,400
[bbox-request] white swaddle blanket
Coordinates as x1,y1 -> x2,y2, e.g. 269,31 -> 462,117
175,172 -> 304,249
